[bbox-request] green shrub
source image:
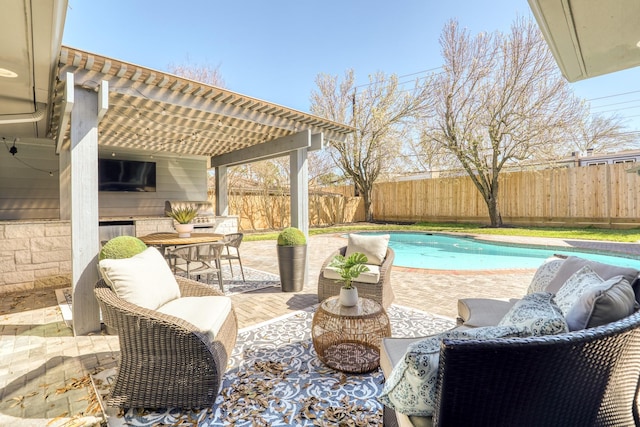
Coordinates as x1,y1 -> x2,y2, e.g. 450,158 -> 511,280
277,227 -> 307,246
99,236 -> 147,260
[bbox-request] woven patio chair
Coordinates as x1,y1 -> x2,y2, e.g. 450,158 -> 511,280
382,308 -> 640,427
168,242 -> 225,292
94,276 -> 238,409
317,246 -> 395,308
219,233 -> 245,281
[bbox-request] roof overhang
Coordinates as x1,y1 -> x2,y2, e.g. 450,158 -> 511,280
528,0 -> 640,82
51,47 -> 353,162
0,0 -> 67,140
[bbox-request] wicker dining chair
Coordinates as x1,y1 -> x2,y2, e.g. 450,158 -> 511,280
94,276 -> 238,409
220,233 -> 245,281
168,242 -> 225,292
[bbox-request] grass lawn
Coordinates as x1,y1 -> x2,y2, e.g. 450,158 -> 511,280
244,222 -> 640,243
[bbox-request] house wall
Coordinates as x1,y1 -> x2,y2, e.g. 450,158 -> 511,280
0,144 -> 209,220
0,142 -> 60,220
98,152 -> 208,217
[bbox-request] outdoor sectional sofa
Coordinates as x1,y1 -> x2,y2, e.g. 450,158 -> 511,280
380,255 -> 640,427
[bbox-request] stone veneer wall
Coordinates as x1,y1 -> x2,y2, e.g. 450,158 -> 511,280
0,221 -> 72,294
0,216 -> 240,294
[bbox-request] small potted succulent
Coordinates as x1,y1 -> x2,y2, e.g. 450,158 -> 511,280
166,206 -> 198,237
276,227 -> 307,292
328,252 -> 369,306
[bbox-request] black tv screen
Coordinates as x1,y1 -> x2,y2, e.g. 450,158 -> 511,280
98,158 -> 157,192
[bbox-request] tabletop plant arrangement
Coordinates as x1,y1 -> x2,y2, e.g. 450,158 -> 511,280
276,227 -> 307,292
166,206 -> 199,237
328,252 -> 369,306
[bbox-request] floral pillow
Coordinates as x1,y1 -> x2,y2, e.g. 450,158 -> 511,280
378,324 -> 529,417
527,258 -> 564,294
498,292 -> 568,336
554,265 -> 605,315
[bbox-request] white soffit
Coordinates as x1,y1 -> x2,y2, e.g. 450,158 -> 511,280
528,0 -> 640,82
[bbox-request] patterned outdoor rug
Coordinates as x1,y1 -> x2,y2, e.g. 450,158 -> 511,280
56,266 -> 280,328
93,304 -> 455,426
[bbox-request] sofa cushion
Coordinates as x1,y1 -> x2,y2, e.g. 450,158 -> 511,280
157,295 -> 232,341
565,277 -> 637,330
498,292 -> 568,336
345,233 -> 390,266
554,266 -> 608,315
98,247 -> 180,310
527,257 -> 564,294
457,298 -> 518,327
323,264 -> 380,284
546,256 -> 639,295
378,324 -> 529,417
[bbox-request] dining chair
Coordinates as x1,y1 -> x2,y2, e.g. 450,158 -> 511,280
167,242 -> 225,292
220,233 -> 245,281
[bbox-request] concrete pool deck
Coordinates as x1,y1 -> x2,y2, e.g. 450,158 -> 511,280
1,231 -> 640,425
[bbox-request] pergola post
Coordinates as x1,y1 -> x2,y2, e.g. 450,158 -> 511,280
215,165 -> 229,216
69,84 -> 106,335
290,140 -> 310,285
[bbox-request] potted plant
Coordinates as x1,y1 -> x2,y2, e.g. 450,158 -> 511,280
166,206 -> 198,237
276,227 -> 307,292
328,252 -> 370,306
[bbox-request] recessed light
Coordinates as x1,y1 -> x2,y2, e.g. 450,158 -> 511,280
0,68 -> 18,78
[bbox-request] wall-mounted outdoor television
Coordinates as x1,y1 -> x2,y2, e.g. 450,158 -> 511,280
98,158 -> 157,192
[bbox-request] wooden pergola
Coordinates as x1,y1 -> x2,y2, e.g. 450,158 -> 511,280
49,46 -> 353,334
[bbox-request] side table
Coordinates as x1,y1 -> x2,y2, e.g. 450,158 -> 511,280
312,296 -> 391,373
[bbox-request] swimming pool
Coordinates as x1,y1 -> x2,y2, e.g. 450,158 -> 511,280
358,232 -> 640,270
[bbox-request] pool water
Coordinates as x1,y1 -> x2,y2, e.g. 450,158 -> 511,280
359,232 -> 640,270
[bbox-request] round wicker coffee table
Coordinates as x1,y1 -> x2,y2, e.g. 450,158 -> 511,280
312,296 -> 391,373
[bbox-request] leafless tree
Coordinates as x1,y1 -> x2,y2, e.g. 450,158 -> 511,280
168,57 -> 226,88
419,18 -> 587,227
311,69 -> 429,222
568,112 -> 639,156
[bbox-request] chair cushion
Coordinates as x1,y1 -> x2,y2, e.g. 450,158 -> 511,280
457,298 -> 518,327
526,257 -> 564,294
345,233 -> 390,266
378,324 -> 529,417
498,292 -> 568,336
323,264 -> 381,284
157,295 -> 232,341
546,256 -> 639,295
565,277 -> 637,330
98,247 -> 180,310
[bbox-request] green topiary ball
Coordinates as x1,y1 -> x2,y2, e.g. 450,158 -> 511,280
99,236 -> 148,260
277,227 -> 307,246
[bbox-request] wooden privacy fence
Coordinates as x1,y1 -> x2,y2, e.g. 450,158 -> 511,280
210,190 -> 365,231
372,163 -> 640,228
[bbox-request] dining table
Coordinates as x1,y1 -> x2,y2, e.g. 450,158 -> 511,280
138,232 -> 225,254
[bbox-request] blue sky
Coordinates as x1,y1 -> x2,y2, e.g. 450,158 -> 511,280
63,0 -> 640,134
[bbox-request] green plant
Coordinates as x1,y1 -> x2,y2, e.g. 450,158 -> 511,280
277,227 -> 307,246
328,252 -> 370,289
166,206 -> 198,224
99,236 -> 147,260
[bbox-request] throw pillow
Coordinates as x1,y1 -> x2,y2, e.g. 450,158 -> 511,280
565,277 -> 637,330
378,324 -> 529,417
526,258 -> 564,294
554,265 -> 604,316
498,292 -> 568,336
546,256 -> 639,295
98,247 -> 180,310
345,233 -> 390,266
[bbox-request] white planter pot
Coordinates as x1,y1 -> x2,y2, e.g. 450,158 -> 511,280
175,223 -> 194,238
339,287 -> 359,307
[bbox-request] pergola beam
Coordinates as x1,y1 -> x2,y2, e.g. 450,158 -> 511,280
210,130 -> 313,168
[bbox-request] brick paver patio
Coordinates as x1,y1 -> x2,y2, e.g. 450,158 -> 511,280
1,232 -> 638,425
